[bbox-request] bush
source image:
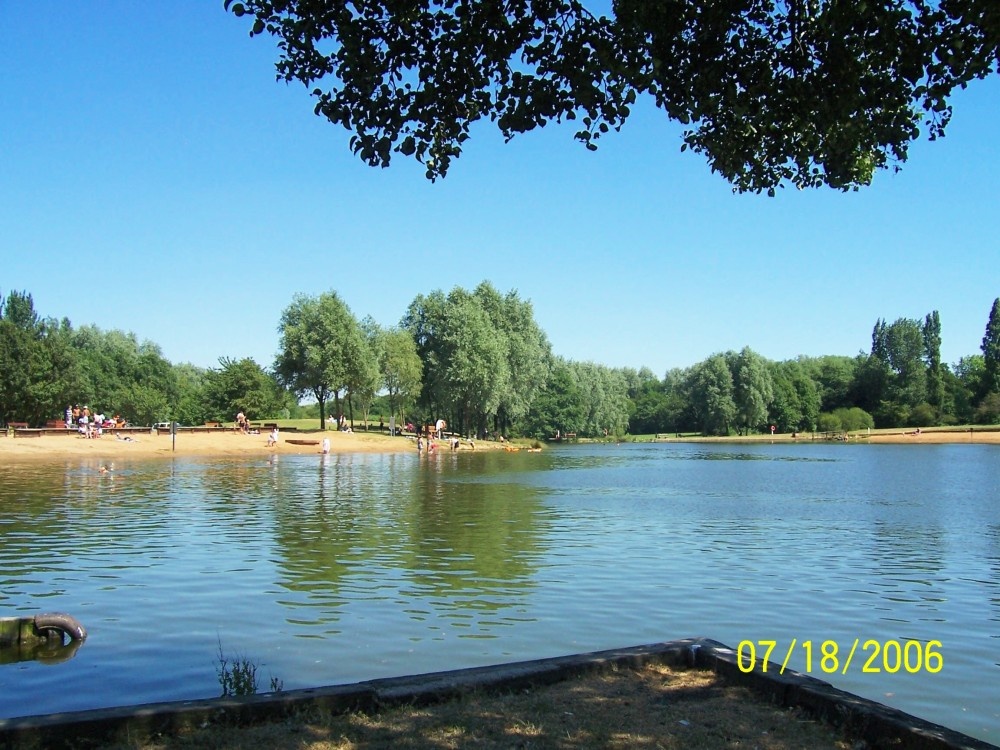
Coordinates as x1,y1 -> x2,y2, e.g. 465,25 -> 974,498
834,407 -> 874,432
975,392 -> 1000,425
817,413 -> 841,432
907,402 -> 937,427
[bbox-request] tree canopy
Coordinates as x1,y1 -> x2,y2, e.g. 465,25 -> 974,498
274,291 -> 367,428
982,297 -> 1000,396
227,0 -> 999,193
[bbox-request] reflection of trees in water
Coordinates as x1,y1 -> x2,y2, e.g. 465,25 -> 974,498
399,475 -> 546,606
268,452 -> 550,617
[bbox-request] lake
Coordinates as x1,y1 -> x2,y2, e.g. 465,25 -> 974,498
0,442 -> 998,743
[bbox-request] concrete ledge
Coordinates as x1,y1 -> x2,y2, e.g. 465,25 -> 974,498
0,684 -> 376,750
1,638 -> 995,750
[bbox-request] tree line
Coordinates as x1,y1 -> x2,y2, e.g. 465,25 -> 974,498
3,285 -> 999,436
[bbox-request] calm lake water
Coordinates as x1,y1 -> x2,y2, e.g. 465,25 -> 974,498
1,442 -> 998,742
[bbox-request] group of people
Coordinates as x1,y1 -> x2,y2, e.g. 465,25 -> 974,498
66,404 -> 123,439
234,411 -> 262,435
416,432 -> 470,454
325,414 -> 354,432
236,411 -> 279,446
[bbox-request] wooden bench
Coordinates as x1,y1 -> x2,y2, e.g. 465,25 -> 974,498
9,422 -> 43,438
45,420 -> 68,429
204,421 -> 222,428
548,432 -> 577,442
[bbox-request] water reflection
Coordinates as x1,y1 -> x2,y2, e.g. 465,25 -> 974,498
0,638 -> 84,666
268,453 -> 548,633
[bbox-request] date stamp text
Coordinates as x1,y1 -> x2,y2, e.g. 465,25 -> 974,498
736,639 -> 943,675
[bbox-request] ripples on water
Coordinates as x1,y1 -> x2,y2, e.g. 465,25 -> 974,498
0,444 -> 998,743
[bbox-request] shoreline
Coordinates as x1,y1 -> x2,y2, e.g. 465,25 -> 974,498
2,426 -> 997,463
0,429 -> 425,462
645,427 -> 1000,445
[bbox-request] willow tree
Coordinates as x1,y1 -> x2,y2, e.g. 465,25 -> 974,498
227,0 -> 999,193
730,346 -> 774,435
472,282 -> 551,435
404,282 -> 549,437
687,354 -> 736,436
377,326 -> 423,430
274,291 -> 367,428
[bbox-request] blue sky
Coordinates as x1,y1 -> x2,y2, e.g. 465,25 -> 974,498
3,2 -> 998,377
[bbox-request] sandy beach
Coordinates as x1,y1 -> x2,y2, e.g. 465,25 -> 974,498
0,428 -> 423,462
862,427 -> 1000,444
2,426 -> 997,462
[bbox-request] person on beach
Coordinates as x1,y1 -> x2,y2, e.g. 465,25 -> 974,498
266,426 -> 279,447
321,437 -> 330,454
236,411 -> 247,433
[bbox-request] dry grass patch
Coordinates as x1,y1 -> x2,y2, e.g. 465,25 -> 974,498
106,663 -> 850,749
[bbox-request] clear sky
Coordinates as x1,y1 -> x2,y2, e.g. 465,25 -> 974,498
3,3 -> 998,377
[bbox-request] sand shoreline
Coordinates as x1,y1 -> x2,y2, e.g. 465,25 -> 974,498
0,429 -> 422,462
2,426 -> 997,462
659,428 -> 1000,445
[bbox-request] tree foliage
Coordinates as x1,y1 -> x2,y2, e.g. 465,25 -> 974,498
4,282 -> 997,436
730,346 -> 774,434
982,297 -> 1000,396
687,354 -> 736,436
203,357 -> 285,421
0,291 -> 77,426
923,310 -> 944,410
566,360 -> 630,437
520,357 -> 586,438
404,282 -> 549,437
69,325 -> 178,423
376,325 -> 423,428
228,0 -> 1000,192
274,291 -> 368,428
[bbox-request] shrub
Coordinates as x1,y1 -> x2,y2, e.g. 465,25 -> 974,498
817,413 -> 841,432
834,407 -> 874,432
